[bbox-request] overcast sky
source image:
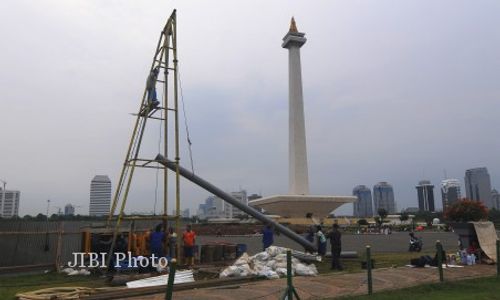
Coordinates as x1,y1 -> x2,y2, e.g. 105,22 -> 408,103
1,0 -> 499,216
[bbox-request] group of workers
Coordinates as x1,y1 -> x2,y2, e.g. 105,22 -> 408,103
147,224 -> 196,267
262,223 -> 343,271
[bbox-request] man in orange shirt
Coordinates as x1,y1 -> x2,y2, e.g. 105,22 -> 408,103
182,224 -> 196,267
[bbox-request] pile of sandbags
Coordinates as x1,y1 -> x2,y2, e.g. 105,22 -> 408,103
220,246 -> 318,279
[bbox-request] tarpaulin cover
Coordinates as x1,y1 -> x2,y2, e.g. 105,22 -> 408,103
471,221 -> 498,262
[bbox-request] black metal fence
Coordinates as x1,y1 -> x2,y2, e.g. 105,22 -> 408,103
0,220 -> 163,268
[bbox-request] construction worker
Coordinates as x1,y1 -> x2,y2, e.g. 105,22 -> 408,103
150,224 -> 166,258
167,227 -> 177,258
146,66 -> 160,108
182,224 -> 196,267
328,224 -> 343,270
261,224 -> 274,251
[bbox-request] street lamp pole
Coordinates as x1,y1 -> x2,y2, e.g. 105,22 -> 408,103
0,179 -> 6,218
44,199 -> 51,251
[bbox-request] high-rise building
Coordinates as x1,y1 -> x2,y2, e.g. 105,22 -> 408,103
225,190 -> 248,218
491,189 -> 500,210
89,175 -> 112,216
64,204 -> 75,216
0,188 -> 20,218
197,203 -> 208,217
373,182 -> 396,214
441,179 -> 461,210
416,180 -> 435,212
352,185 -> 373,217
465,167 -> 492,208
198,195 -> 225,219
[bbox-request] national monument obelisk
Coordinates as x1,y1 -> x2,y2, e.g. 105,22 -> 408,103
283,17 -> 309,195
249,18 -> 356,218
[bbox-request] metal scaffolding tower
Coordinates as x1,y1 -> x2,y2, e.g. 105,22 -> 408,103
106,10 -> 182,261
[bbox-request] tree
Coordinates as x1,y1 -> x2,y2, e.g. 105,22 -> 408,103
414,211 -> 438,226
35,213 -> 47,221
377,208 -> 388,223
444,199 -> 488,222
357,219 -> 369,226
488,208 -> 500,224
399,211 -> 409,222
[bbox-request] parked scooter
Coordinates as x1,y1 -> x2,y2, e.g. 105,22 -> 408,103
409,232 -> 423,252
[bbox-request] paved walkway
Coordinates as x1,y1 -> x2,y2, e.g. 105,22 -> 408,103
132,264 -> 495,300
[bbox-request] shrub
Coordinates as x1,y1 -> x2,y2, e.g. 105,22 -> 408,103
444,199 -> 488,222
357,219 -> 369,226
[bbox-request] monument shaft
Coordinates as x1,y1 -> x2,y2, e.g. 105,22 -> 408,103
248,18 -> 357,219
283,19 -> 309,195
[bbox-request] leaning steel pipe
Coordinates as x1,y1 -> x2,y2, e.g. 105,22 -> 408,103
155,154 -> 317,252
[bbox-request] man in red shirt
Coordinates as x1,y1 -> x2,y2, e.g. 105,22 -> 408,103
182,224 -> 196,267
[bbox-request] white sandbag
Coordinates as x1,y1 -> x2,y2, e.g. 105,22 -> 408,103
252,252 -> 270,262
78,269 -> 91,276
274,254 -> 287,262
220,266 -> 239,278
234,253 -> 250,266
276,267 -> 293,277
264,270 -> 280,279
255,265 -> 279,279
61,268 -> 74,274
219,264 -> 254,278
265,260 -> 276,269
266,246 -> 285,257
294,263 -> 318,276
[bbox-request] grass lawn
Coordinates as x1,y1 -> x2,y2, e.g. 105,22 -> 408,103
0,272 -> 106,300
0,251 -> 432,300
316,252 -> 420,274
334,276 -> 500,300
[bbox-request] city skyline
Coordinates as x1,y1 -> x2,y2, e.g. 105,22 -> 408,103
1,1 -> 500,216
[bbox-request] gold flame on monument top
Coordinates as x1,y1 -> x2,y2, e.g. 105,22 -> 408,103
289,17 -> 298,32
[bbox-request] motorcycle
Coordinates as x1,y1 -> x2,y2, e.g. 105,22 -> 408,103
409,237 -> 423,252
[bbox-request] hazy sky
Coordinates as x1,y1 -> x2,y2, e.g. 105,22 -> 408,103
1,0 -> 499,216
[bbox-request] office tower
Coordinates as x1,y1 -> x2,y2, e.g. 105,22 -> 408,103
465,167 -> 492,208
441,179 -> 462,210
373,182 -> 396,214
0,188 -> 20,218
89,175 -> 112,216
199,195 -> 225,219
352,185 -> 373,217
416,180 -> 435,212
64,204 -> 75,216
492,189 -> 500,210
225,190 -> 248,218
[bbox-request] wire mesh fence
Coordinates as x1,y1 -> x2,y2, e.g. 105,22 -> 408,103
0,220 -> 165,268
